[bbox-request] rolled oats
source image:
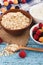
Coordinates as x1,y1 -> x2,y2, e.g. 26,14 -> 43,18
1,12 -> 30,30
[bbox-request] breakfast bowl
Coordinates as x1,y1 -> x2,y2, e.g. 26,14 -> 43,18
29,3 -> 43,23
30,23 -> 43,45
0,9 -> 32,35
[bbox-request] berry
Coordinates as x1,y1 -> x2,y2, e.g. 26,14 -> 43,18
18,0 -> 21,3
0,37 -> 3,43
14,0 -> 18,4
36,30 -> 41,36
39,37 -> 43,43
39,23 -> 43,28
15,6 -> 19,9
26,0 -> 32,3
7,4 -> 11,10
39,32 -> 43,37
19,50 -> 26,58
4,1 -> 9,6
3,0 -> 7,2
32,31 -> 36,36
9,1 -> 13,4
42,27 -> 43,29
22,0 -> 26,3
1,7 -> 7,13
33,34 -> 39,41
0,3 -> 2,8
33,27 -> 38,32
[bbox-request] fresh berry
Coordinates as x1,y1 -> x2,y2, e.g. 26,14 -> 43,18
42,26 -> 43,29
14,0 -> 18,4
9,1 -> 13,4
39,37 -> 43,43
7,4 -> 11,10
0,37 -> 3,43
18,0 -> 21,3
22,0 -> 26,3
0,3 -> 2,8
1,7 -> 7,13
39,32 -> 43,37
33,27 -> 38,32
26,0 -> 32,3
39,23 -> 43,28
4,1 -> 9,6
33,34 -> 39,41
15,6 -> 19,9
19,50 -> 26,58
36,30 -> 41,36
32,31 -> 36,36
3,0 -> 7,2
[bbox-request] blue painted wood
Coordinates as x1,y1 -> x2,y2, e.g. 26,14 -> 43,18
0,37 -> 43,65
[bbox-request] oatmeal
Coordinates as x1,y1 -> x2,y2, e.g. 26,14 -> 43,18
0,44 -> 19,56
1,12 -> 30,30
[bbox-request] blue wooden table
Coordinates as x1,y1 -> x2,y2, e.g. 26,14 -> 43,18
0,37 -> 43,65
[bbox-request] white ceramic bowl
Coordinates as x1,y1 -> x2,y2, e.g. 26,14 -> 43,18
29,3 -> 43,23
30,24 -> 43,45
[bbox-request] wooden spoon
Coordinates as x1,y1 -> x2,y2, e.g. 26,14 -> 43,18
19,46 -> 43,52
6,44 -> 43,52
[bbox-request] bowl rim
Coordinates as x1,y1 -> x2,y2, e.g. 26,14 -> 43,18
29,2 -> 43,21
1,9 -> 32,31
30,24 -> 43,45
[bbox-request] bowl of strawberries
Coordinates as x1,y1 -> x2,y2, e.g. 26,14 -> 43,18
30,23 -> 43,45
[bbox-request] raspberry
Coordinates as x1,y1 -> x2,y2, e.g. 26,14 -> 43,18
22,0 -> 26,3
19,50 -> 26,58
36,30 -> 41,36
9,1 -> 13,4
39,23 -> 43,28
33,27 -> 38,32
33,34 -> 39,41
0,37 -> 3,43
3,0 -> 7,2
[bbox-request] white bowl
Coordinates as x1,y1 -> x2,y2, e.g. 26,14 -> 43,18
30,24 -> 43,45
29,3 -> 43,23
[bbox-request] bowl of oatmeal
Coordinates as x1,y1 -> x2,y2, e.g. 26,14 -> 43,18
1,9 -> 32,35
29,3 -> 43,23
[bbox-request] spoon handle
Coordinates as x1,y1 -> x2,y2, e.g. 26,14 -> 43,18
20,47 -> 43,52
